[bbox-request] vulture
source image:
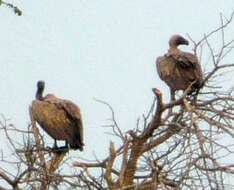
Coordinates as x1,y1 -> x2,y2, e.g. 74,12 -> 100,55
31,81 -> 84,151
156,34 -> 203,101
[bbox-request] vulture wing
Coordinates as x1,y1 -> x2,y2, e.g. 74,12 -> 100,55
156,56 -> 176,81
172,52 -> 198,68
156,55 -> 184,91
57,99 -> 84,150
31,100 -> 71,141
168,50 -> 200,70
173,52 -> 203,88
168,50 -> 203,84
156,52 -> 203,91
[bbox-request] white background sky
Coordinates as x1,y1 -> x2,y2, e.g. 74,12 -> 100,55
0,0 -> 234,170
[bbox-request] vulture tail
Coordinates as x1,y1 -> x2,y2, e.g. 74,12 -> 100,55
70,141 -> 83,151
193,78 -> 204,90
70,119 -> 84,151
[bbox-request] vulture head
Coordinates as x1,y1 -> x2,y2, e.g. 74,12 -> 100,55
36,80 -> 45,101
169,35 -> 189,48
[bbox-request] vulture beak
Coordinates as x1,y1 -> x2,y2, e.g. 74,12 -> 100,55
181,38 -> 189,45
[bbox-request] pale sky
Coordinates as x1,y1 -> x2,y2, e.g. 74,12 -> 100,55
0,0 -> 234,167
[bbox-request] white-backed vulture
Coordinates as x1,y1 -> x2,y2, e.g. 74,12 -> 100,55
31,81 -> 84,151
156,34 -> 203,100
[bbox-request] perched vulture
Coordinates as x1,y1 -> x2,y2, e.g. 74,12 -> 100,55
156,34 -> 203,100
31,81 -> 84,151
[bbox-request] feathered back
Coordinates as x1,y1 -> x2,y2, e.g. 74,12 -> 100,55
31,95 -> 84,151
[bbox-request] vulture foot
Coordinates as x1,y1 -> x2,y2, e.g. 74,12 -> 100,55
50,140 -> 69,153
51,146 -> 69,154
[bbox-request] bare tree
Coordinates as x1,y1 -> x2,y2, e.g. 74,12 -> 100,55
1,12 -> 234,190
0,1 -> 22,16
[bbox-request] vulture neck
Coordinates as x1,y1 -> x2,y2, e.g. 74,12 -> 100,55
168,45 -> 180,54
36,87 -> 44,101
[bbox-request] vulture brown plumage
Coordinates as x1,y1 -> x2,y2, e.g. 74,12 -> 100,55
31,81 -> 84,151
156,34 -> 203,100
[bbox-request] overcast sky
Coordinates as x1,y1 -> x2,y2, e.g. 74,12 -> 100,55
0,1 -> 234,164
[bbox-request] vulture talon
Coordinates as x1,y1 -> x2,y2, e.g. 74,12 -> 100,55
51,146 -> 68,154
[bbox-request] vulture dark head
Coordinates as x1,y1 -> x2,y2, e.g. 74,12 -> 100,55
37,80 -> 45,89
36,80 -> 45,101
169,35 -> 189,48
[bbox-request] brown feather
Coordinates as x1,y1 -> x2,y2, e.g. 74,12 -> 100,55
31,95 -> 84,151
